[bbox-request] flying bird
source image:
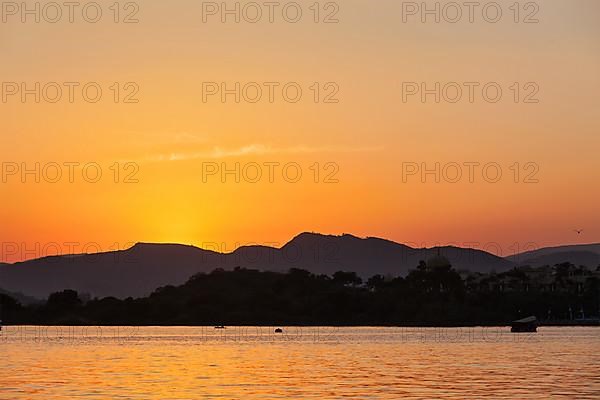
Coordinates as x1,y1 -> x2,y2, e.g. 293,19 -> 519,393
574,229 -> 584,235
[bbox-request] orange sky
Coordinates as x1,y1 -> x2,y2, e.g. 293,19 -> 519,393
2,0 -> 599,263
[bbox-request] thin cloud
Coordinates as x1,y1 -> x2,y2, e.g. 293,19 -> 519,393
148,144 -> 382,162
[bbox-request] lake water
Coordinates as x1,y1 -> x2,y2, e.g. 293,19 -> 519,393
1,326 -> 599,399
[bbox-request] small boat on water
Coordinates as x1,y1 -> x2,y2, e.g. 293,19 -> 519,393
511,316 -> 537,333
274,328 -> 283,333
214,325 -> 226,329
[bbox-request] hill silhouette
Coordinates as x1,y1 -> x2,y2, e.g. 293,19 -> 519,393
508,243 -> 600,267
0,232 -> 520,299
510,243 -> 600,258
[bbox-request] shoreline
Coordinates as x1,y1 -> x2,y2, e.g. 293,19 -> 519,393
2,322 -> 599,328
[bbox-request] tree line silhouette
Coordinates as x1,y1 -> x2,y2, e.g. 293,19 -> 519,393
1,260 -> 599,326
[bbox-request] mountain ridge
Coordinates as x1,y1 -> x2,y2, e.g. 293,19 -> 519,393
1,233 -> 597,299
508,243 -> 600,261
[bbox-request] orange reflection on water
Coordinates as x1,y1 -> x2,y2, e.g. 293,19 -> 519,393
1,327 -> 599,399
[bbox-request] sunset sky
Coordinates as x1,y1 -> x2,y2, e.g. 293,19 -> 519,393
2,0 -> 599,263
